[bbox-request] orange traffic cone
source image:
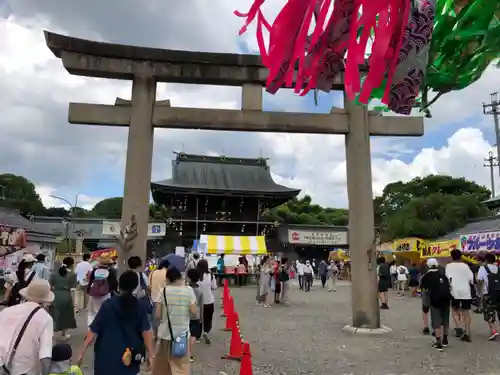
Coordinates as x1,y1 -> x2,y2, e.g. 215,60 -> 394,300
222,312 -> 242,361
221,283 -> 230,317
222,298 -> 235,331
239,342 -> 253,375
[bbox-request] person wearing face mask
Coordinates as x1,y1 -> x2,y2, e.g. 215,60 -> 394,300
0,279 -> 55,375
3,254 -> 37,307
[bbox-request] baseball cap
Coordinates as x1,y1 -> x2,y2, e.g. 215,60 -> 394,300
426,258 -> 438,268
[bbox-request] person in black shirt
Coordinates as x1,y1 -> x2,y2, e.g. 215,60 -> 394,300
377,257 -> 391,310
420,258 -> 451,351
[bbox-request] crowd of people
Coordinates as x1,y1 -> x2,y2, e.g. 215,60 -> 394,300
377,249 -> 500,351
0,251 -> 220,375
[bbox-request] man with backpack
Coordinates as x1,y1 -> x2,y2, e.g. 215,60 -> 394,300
128,256 -> 153,317
396,263 -> 409,297
477,253 -> 500,340
377,257 -> 391,309
420,258 -> 451,351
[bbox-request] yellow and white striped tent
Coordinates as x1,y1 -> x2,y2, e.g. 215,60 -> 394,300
198,235 -> 267,255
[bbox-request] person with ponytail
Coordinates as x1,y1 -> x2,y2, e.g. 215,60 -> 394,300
49,256 -> 77,340
76,270 -> 155,375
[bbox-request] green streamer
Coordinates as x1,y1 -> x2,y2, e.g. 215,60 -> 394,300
365,0 -> 500,115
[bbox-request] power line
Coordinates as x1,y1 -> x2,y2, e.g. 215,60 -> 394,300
483,92 -> 500,177
484,150 -> 498,198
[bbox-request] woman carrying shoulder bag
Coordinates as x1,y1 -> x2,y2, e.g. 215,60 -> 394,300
153,266 -> 197,375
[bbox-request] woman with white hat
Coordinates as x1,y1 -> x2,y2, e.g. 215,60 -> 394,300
0,279 -> 55,375
2,253 -> 37,306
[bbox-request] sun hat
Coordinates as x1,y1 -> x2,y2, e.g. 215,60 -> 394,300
426,258 -> 439,268
19,279 -> 55,304
22,253 -> 37,263
96,253 -> 114,265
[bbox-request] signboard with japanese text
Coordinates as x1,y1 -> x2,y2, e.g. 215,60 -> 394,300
393,237 -> 426,253
421,240 -> 459,258
287,230 -> 348,245
460,231 -> 500,253
102,221 -> 166,237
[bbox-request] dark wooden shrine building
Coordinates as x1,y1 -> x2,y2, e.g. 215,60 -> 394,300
151,153 -> 300,248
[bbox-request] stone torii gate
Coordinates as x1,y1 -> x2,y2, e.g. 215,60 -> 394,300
45,31 -> 424,330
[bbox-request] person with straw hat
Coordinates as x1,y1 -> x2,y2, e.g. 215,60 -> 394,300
0,279 -> 55,375
86,252 -> 118,327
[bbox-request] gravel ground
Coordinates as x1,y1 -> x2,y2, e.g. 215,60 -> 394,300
69,280 -> 500,375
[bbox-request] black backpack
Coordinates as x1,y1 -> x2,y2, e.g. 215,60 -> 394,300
429,273 -> 451,307
378,263 -> 390,278
278,267 -> 289,282
484,266 -> 500,301
7,272 -> 36,307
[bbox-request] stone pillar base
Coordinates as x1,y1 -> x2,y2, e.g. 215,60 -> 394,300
342,325 -> 392,335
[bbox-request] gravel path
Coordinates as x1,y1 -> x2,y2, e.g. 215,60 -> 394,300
70,280 -> 500,375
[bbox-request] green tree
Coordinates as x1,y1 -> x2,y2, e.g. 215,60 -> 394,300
91,197 -> 168,220
0,173 -> 45,215
91,197 -> 123,218
264,195 -> 348,226
375,175 -> 491,240
44,207 -> 70,217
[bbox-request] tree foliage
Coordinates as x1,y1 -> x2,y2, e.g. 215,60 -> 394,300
375,175 -> 491,241
92,197 -> 123,219
0,174 -> 45,215
89,197 -> 167,220
264,195 -> 348,226
0,173 -> 492,243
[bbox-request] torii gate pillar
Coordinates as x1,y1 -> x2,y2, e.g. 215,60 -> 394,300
118,76 -> 156,271
344,94 -> 381,331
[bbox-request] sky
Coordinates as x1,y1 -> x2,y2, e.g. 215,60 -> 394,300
0,0 -> 499,211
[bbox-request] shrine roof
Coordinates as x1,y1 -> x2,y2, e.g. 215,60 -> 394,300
151,153 -> 301,197
437,215 -> 500,241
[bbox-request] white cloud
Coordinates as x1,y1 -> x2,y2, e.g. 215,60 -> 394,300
1,1 -> 499,213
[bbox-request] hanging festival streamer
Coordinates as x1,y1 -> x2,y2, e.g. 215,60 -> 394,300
235,0 -> 413,104
235,0 -> 500,115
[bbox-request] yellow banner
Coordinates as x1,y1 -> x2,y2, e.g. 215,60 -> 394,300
393,237 -> 426,252
421,240 -> 459,259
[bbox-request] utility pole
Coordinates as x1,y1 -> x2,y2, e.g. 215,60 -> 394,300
484,150 -> 498,198
483,92 -> 500,176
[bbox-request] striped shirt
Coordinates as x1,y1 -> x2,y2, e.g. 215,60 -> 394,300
155,285 -> 196,340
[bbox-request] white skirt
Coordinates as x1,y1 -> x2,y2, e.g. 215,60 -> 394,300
87,294 -> 111,326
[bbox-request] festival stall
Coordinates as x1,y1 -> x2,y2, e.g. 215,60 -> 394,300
198,235 -> 267,255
